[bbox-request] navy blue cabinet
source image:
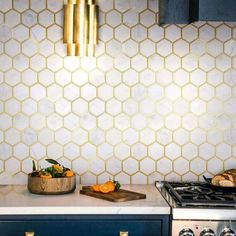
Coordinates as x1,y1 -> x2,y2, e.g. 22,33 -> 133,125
159,0 -> 236,24
159,0 -> 190,24
194,0 -> 236,22
0,215 -> 170,236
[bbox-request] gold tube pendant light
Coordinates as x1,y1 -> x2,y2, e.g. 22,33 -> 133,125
87,0 -> 98,56
63,3 -> 75,56
63,0 -> 99,57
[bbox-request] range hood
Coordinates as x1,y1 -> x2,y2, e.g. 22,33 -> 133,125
159,0 -> 236,25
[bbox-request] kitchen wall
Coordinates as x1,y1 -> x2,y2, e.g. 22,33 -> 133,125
0,0 -> 236,184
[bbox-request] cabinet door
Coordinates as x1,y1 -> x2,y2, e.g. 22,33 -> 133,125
159,0 -> 190,24
198,0 -> 236,21
0,219 -> 167,236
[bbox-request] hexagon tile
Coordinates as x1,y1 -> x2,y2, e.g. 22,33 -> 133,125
0,0 -> 236,184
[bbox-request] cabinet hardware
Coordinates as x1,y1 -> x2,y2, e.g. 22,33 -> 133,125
25,232 -> 34,236
120,232 -> 128,236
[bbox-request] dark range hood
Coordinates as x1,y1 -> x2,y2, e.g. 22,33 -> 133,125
159,0 -> 236,25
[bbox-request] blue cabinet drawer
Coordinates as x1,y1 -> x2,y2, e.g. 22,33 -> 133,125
0,215 -> 170,236
0,220 -> 161,236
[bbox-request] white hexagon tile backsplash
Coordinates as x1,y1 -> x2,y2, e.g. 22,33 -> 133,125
0,0 -> 236,184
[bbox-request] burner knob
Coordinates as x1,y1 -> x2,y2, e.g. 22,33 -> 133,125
200,228 -> 215,236
220,227 -> 235,236
178,228 -> 194,236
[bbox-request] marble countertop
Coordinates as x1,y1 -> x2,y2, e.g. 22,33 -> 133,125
0,184 -> 170,215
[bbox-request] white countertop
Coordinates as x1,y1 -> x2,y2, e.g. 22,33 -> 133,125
0,185 -> 170,215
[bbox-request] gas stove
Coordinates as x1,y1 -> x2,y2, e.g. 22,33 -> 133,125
162,182 -> 236,207
156,181 -> 236,236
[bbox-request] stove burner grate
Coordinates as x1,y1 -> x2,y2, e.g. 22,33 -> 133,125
163,182 -> 236,207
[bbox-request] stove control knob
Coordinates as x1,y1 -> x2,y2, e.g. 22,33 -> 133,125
200,228 -> 215,236
220,227 -> 235,236
178,228 -> 195,236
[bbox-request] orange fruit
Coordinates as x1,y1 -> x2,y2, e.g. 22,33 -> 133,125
99,184 -> 111,193
92,184 -> 100,192
64,170 -> 74,177
40,173 -> 52,179
107,184 -> 115,192
105,181 -> 115,192
53,164 -> 63,173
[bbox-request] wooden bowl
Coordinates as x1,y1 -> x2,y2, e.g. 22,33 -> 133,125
27,175 -> 76,195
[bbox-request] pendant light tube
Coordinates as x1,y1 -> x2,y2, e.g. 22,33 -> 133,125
63,3 -> 75,56
63,0 -> 98,56
74,0 -> 89,56
87,3 -> 96,56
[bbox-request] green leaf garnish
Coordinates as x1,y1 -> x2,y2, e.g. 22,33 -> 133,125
113,180 -> 121,191
45,159 -> 59,165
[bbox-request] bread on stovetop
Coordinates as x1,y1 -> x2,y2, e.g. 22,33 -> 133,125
225,169 -> 236,175
211,169 -> 236,187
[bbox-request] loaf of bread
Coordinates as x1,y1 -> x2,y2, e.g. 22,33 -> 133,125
211,169 -> 236,187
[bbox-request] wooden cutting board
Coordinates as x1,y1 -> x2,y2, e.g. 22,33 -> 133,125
80,186 -> 146,202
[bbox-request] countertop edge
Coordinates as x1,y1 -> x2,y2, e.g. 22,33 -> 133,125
0,206 -> 170,215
